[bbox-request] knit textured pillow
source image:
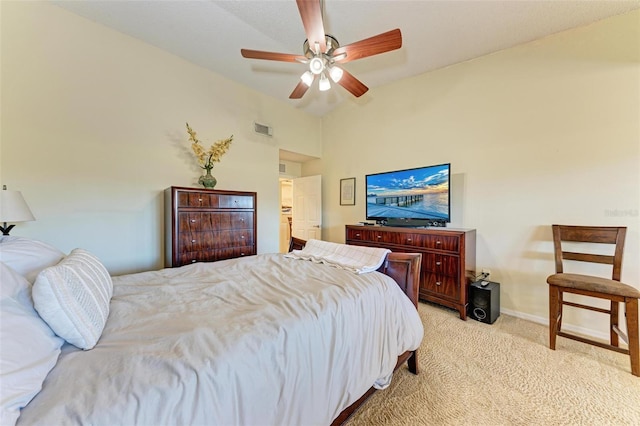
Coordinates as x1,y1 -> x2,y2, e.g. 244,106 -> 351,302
32,249 -> 113,350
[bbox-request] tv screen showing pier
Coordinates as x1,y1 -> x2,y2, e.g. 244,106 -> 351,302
365,163 -> 450,223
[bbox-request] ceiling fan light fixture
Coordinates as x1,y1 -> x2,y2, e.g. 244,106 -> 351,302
241,1 -> 401,100
309,57 -> 324,75
319,73 -> 331,91
300,71 -> 314,86
329,66 -> 343,83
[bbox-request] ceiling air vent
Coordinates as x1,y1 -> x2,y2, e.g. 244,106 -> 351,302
279,163 -> 286,173
254,122 -> 273,137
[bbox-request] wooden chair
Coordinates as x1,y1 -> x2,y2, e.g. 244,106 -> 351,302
547,225 -> 640,376
288,236 -> 307,252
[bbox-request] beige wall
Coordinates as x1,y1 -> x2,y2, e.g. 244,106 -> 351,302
278,159 -> 303,179
0,1 -> 321,274
320,10 -> 640,336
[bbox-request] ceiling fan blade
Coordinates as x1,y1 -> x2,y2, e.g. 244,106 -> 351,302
296,0 -> 326,53
332,29 -> 402,63
241,49 -> 305,63
337,69 -> 368,98
289,80 -> 311,99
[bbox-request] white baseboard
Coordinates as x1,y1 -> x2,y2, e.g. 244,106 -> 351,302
499,308 -> 610,342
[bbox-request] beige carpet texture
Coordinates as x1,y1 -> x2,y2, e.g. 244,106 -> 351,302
345,302 -> 640,426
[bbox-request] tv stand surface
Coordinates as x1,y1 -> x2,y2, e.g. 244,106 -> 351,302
379,218 -> 447,228
380,224 -> 439,229
346,225 -> 476,320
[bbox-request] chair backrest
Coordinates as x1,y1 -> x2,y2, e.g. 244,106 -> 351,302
551,225 -> 626,281
288,236 -> 307,252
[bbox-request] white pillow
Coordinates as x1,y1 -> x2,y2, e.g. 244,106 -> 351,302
0,262 -> 64,426
0,236 -> 66,284
32,249 -> 113,350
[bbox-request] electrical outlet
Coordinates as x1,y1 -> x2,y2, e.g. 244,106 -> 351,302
482,268 -> 491,277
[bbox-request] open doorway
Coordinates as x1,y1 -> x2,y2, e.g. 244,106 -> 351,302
279,178 -> 293,253
279,151 -> 322,252
279,175 -> 322,252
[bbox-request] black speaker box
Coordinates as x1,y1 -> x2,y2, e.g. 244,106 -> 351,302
468,281 -> 500,324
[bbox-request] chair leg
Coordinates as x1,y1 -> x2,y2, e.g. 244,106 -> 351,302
625,298 -> 639,377
558,290 -> 563,331
611,300 -> 620,347
549,285 -> 561,350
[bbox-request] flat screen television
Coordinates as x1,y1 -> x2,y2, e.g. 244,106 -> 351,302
365,163 -> 450,227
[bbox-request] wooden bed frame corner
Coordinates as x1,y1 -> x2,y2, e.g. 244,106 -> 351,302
288,238 -> 422,425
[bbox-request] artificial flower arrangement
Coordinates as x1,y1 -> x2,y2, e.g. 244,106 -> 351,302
186,122 -> 233,172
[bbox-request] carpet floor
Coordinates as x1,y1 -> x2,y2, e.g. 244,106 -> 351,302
345,302 -> 640,425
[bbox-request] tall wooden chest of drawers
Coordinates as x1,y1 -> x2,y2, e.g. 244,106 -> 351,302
165,186 -> 257,267
346,225 -> 476,320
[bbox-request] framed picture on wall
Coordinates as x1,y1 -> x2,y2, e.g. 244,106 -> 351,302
340,177 -> 356,206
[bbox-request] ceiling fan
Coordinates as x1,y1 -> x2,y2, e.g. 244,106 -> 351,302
240,0 -> 402,99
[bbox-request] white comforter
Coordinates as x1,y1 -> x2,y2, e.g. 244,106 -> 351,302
18,254 -> 424,426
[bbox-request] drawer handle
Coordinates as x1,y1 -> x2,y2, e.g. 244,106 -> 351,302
436,261 -> 441,266
436,241 -> 442,245
355,233 -> 360,237
241,235 -> 245,239
241,218 -> 245,222
191,259 -> 197,263
191,219 -> 196,223
436,281 -> 442,286
241,252 -> 245,256
198,198 -> 203,202
377,235 -> 382,239
191,239 -> 196,243
407,238 -> 412,242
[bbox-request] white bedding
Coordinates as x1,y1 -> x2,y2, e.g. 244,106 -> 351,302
17,253 -> 423,426
285,239 -> 390,274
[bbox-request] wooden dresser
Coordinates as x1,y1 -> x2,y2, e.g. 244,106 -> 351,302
346,225 -> 476,319
165,186 -> 257,267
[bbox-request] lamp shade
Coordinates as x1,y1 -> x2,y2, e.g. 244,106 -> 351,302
319,73 -> 331,91
0,190 -> 35,223
329,66 -> 343,83
300,71 -> 314,87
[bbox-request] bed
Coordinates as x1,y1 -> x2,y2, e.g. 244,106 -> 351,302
1,236 -> 423,426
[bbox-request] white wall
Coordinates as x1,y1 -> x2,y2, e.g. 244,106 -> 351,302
0,1 -> 321,275
320,11 -> 640,336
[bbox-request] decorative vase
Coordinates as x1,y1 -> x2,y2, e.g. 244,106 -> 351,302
199,167 -> 217,189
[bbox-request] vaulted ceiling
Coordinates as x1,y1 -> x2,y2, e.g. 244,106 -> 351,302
53,1 -> 640,117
